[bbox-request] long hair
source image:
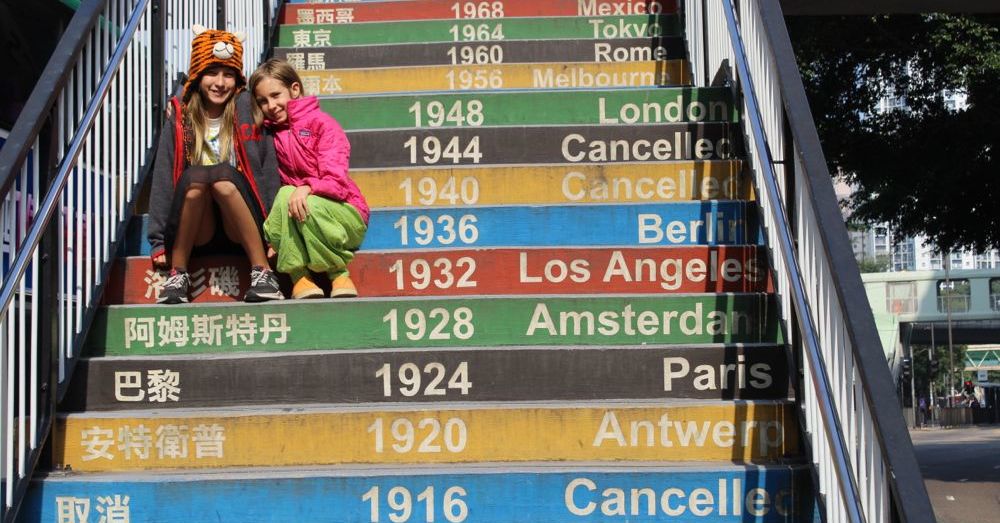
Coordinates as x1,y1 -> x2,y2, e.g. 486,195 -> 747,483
248,58 -> 305,127
183,81 -> 239,166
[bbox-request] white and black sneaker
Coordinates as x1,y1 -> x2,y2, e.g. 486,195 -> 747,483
244,266 -> 285,302
157,269 -> 190,304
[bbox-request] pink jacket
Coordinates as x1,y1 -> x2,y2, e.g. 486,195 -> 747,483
267,96 -> 369,223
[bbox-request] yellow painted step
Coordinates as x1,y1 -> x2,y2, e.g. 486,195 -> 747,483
355,160 -> 750,207
300,60 -> 688,95
55,402 -> 796,472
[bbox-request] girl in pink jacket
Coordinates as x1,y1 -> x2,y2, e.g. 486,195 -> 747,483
250,59 -> 369,298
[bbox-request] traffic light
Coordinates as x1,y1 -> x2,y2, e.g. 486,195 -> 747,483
901,357 -> 912,380
929,359 -> 940,375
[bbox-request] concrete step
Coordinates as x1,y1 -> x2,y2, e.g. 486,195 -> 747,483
63,343 -> 792,411
298,60 -> 688,95
280,0 -> 676,25
278,14 -> 682,47
85,293 -> 785,357
25,464 -> 818,522
106,246 -> 770,304
52,400 -> 797,472
274,37 -> 686,68
320,88 -> 737,130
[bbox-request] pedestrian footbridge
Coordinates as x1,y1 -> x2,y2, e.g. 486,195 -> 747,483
863,270 -> 1000,365
0,1 -> 934,522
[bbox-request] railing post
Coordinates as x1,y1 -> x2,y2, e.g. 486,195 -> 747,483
261,0 -> 274,60
38,106 -> 60,458
151,0 -> 165,131
216,0 -> 227,30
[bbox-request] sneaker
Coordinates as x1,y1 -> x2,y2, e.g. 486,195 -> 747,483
245,266 -> 285,302
330,274 -> 357,298
291,276 -> 324,299
157,269 -> 190,304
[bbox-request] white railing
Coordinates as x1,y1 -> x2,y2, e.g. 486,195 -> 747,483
0,1 -> 282,520
164,0 -> 218,86
684,0 -> 935,522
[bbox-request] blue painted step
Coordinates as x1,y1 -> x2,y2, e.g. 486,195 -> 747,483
26,465 -> 819,522
121,202 -> 762,255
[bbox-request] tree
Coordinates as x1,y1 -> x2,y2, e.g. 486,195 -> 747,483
911,343 -> 968,404
857,255 -> 890,273
786,15 -> 1000,252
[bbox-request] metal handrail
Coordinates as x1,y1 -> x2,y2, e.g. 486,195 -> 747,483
0,1 -> 107,199
0,2 -> 149,335
0,6 -> 152,520
0,2 -> 285,520
686,0 -> 936,521
718,1 -> 865,520
754,1 -> 936,520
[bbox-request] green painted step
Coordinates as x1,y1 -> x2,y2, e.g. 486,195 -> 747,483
87,294 -> 783,356
278,15 -> 682,47
323,87 -> 738,130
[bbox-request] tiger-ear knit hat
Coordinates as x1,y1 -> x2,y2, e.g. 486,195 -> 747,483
183,24 -> 247,101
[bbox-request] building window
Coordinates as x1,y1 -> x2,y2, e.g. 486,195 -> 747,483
937,279 -> 971,313
991,278 -> 1000,312
887,282 -> 917,314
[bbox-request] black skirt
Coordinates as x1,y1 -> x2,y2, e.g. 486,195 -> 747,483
164,163 -> 267,257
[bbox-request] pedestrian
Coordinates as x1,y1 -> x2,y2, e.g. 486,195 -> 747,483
148,25 -> 282,304
249,58 -> 369,298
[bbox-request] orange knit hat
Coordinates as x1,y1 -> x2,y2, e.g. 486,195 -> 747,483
183,25 -> 247,101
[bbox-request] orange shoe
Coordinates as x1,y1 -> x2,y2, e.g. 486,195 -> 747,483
330,274 -> 357,298
291,276 -> 324,299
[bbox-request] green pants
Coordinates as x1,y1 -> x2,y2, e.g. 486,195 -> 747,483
264,186 -> 367,281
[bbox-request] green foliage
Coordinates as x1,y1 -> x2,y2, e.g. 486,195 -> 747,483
787,15 -> 1000,251
911,344 -> 968,398
857,255 -> 890,273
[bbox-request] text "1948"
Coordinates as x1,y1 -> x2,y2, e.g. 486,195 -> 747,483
408,101 -> 485,128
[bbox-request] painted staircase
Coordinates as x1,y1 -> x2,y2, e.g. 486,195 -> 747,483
23,0 -> 818,520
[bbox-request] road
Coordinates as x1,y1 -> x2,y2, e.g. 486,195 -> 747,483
911,425 -> 1000,523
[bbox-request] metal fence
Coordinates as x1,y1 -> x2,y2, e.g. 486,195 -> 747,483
683,0 -> 935,521
0,1 -> 282,520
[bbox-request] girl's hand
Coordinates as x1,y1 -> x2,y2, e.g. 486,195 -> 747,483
288,185 -> 312,222
152,253 -> 168,269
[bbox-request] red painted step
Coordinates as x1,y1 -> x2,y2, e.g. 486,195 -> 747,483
282,0 -> 677,25
104,246 -> 770,305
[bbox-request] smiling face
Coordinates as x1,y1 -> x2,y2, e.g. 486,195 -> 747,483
198,66 -> 238,115
254,76 -> 302,125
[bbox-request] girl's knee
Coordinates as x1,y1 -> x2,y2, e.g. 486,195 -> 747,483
184,183 -> 209,200
210,180 -> 239,199
268,186 -> 297,215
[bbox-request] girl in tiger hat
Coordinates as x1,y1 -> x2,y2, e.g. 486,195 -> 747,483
147,25 -> 282,304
